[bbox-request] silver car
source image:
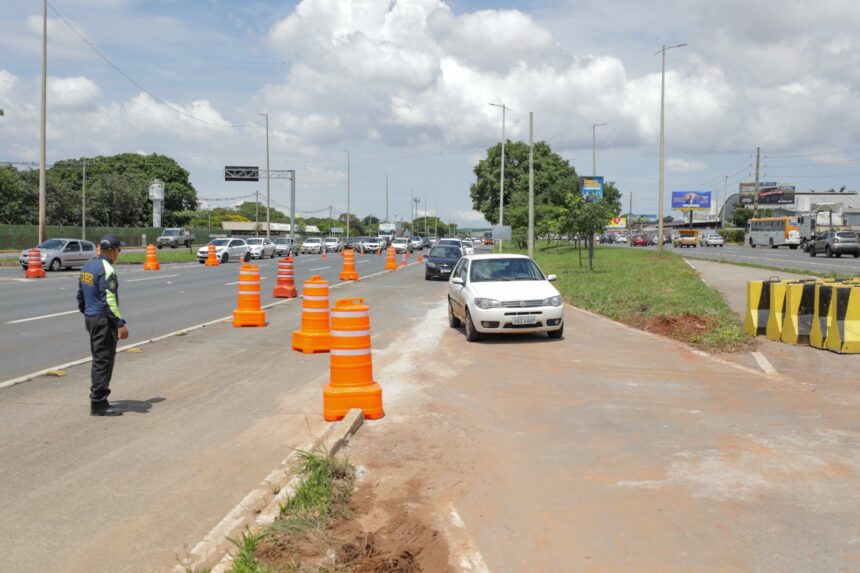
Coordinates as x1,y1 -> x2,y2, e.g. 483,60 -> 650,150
362,237 -> 382,253
196,238 -> 250,264
302,237 -> 324,254
19,238 -> 98,271
246,237 -> 277,259
323,237 -> 342,252
273,237 -> 300,257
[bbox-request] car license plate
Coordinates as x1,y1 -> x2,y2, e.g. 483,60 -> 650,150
512,316 -> 537,325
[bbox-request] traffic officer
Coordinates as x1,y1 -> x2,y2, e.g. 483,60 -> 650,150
77,235 -> 129,416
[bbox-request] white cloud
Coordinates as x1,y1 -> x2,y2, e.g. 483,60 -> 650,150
453,209 -> 490,226
667,158 -> 706,173
47,76 -> 101,108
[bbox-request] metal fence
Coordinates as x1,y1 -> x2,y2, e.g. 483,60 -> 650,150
0,225 -> 228,250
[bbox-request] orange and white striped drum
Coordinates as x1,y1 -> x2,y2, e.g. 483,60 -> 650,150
323,297 -> 383,421
385,246 -> 397,271
25,248 -> 46,279
205,243 -> 220,266
233,263 -> 266,327
339,248 -> 359,281
273,256 -> 298,298
292,275 -> 331,353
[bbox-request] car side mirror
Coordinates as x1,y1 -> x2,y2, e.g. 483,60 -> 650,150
547,274 -> 558,282
451,277 -> 464,285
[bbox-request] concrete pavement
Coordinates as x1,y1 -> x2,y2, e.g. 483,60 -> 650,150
0,250 -> 392,381
0,259 -> 432,573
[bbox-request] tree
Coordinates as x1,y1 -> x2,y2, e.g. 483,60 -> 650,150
567,193 -> 614,271
732,207 -> 753,228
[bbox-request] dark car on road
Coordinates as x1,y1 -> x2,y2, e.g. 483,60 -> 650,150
425,245 -> 463,280
809,231 -> 860,258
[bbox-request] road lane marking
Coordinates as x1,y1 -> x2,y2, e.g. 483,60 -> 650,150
126,274 -> 180,283
752,351 -> 777,375
442,502 -> 490,573
310,266 -> 331,271
8,309 -> 78,324
356,260 -> 370,264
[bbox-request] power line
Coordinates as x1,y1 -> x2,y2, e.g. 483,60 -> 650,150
47,2 -> 257,129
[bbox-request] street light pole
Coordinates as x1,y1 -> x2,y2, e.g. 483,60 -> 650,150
38,0 -> 48,243
489,102 -> 509,253
591,122 -> 607,176
385,174 -> 389,222
656,43 -> 687,253
344,149 -> 350,239
259,112 -> 271,240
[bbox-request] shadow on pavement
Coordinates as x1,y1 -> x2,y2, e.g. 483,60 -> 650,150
113,397 -> 166,414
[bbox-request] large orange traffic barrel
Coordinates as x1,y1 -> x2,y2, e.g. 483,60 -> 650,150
273,255 -> 298,298
292,275 -> 331,353
143,244 -> 160,271
205,243 -> 220,266
385,246 -> 397,271
232,263 -> 266,327
339,248 -> 359,281
24,248 -> 46,279
323,297 -> 383,421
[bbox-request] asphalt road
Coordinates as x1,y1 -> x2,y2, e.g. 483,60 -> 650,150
0,250 -> 397,381
655,243 -> 860,275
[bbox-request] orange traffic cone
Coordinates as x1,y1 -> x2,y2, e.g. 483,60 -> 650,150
97,243 -> 101,256
232,264 -> 266,327
376,247 -> 381,257
24,248 -> 46,279
321,249 -> 328,260
400,252 -> 407,267
385,246 -> 397,271
417,250 -> 423,263
292,275 -> 331,353
205,243 -> 220,266
339,248 -> 359,281
324,297 -> 383,421
273,256 -> 298,298
143,244 -> 160,271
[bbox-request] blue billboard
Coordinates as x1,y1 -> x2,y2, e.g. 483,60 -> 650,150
671,191 -> 712,211
581,176 -> 604,203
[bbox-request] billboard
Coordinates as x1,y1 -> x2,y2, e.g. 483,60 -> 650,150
581,176 -> 604,202
671,191 -> 712,210
607,217 -> 627,229
491,225 -> 512,240
738,182 -> 795,205
630,214 -> 658,224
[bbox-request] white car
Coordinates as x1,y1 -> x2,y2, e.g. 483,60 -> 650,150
245,237 -> 277,259
461,239 -> 476,255
363,237 -> 382,252
323,237 -> 342,252
448,254 -> 564,341
700,233 -> 725,247
614,235 -> 629,244
197,238 -> 250,264
391,237 -> 410,253
409,236 -> 424,251
302,237 -> 324,254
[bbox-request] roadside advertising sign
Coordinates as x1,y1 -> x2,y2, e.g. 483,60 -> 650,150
671,191 -> 712,210
630,214 -> 657,224
491,225 -> 512,240
607,217 -> 627,229
581,176 -> 604,202
738,182 -> 796,205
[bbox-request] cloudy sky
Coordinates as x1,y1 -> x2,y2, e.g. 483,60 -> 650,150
2,0 -> 859,226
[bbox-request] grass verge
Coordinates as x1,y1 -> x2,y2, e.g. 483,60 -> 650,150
530,244 -> 750,352
117,250 -> 199,264
229,450 -> 355,573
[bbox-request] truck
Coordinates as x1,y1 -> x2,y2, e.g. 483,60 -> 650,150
798,210 -> 854,252
378,223 -> 396,247
156,227 -> 195,249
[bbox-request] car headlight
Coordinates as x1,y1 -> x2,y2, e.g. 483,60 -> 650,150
474,298 -> 501,309
426,262 -> 436,268
544,295 -> 563,307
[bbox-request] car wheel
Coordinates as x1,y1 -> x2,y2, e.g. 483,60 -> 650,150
853,253 -> 859,258
769,238 -> 776,249
464,308 -> 481,342
425,272 -> 432,280
49,258 -> 61,272
157,244 -> 163,249
171,242 -> 178,249
448,299 -> 461,328
221,253 -> 229,263
810,247 -> 816,257
750,239 -> 756,248
198,259 -> 205,264
244,252 -> 251,263
826,246 -> 833,258
836,252 -> 842,258
547,323 -> 564,340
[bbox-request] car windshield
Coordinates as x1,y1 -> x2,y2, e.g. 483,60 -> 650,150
305,238 -> 321,244
438,239 -> 459,246
37,239 -> 65,250
325,238 -> 337,242
163,230 -> 179,236
274,239 -> 289,244
430,246 -> 461,258
470,258 -> 545,282
837,232 -> 858,239
211,239 -> 230,246
394,238 -> 407,243
246,239 -> 263,245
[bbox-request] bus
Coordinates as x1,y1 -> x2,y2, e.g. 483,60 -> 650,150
745,216 -> 800,249
482,231 -> 494,245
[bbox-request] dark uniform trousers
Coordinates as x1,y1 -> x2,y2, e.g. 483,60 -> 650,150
85,315 -> 118,404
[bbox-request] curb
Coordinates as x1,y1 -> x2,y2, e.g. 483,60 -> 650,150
177,408 -> 365,573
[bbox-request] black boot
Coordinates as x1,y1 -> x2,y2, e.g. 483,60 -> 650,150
91,401 -> 123,416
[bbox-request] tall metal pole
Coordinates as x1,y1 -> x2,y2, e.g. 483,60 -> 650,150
38,0 -> 48,243
344,150 -> 351,239
656,43 -> 686,253
410,187 -> 414,231
753,146 -> 761,218
255,190 -> 259,234
259,113 -> 271,240
490,103 -> 509,253
722,175 -> 728,227
385,174 -> 389,222
289,170 -> 296,245
528,112 -> 535,259
435,203 -> 438,237
591,123 -> 607,176
81,159 -> 87,240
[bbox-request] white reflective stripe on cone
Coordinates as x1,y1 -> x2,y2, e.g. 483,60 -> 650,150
331,330 -> 370,337
239,291 -> 261,295
238,281 -> 259,285
304,295 -> 329,301
331,348 -> 372,356
302,307 -> 329,313
330,311 -> 369,318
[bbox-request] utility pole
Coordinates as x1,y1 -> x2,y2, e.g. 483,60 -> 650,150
344,149 -> 351,239
656,42 -> 687,253
629,191 -> 633,230
528,112 -> 535,259
81,159 -> 87,241
591,122 -> 607,176
289,170 -> 296,246
489,102 -> 509,253
258,113 -> 271,240
38,0 -> 48,243
753,146 -> 761,218
255,190 -> 260,235
423,197 -> 427,234
435,203 -> 438,237
385,174 -> 389,222
410,187 -> 414,231
722,175 -> 728,227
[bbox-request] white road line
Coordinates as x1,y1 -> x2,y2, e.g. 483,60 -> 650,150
751,351 -> 777,375
8,309 -> 78,324
443,502 -> 490,573
356,260 -> 370,264
310,266 -> 331,271
125,273 -> 180,283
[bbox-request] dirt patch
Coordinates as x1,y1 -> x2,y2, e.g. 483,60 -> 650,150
254,478 -> 449,572
637,312 -> 714,341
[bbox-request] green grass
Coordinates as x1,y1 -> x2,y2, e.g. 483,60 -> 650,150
117,250 -> 200,264
229,451 -> 355,573
528,244 -> 750,352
